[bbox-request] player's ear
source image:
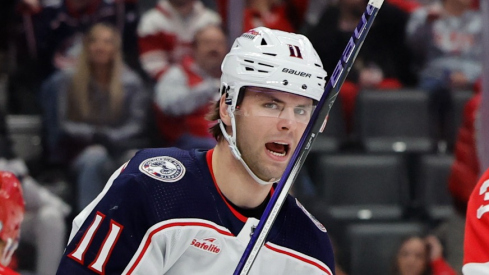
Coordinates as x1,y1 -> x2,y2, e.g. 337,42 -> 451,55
219,94 -> 231,126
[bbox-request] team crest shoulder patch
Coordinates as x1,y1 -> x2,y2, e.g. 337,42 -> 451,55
139,156 -> 186,182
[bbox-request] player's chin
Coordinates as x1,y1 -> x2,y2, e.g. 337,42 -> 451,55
256,164 -> 285,183
269,164 -> 288,180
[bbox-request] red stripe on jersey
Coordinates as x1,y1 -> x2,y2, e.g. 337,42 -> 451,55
126,221 -> 234,274
138,32 -> 176,54
264,243 -> 333,275
205,150 -> 276,222
206,149 -> 247,222
181,56 -> 204,87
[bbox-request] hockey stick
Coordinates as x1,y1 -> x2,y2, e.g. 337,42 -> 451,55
233,0 -> 385,274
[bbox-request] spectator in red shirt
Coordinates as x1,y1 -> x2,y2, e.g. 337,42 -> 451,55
243,0 -> 296,32
153,24 -> 227,149
392,235 -> 456,275
137,0 -> 221,82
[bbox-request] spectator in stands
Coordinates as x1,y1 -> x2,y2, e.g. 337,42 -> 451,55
406,0 -> 482,140
392,235 -> 456,275
309,0 -> 414,88
387,0 -> 423,13
0,0 -> 15,58
137,0 -> 221,82
216,0 -> 307,32
406,0 -> 482,88
34,0 -> 139,74
7,0 -> 140,114
307,0 -> 415,130
0,108 -> 71,275
40,23 -> 150,211
243,0 -> 296,32
388,0 -> 479,13
154,24 -> 226,149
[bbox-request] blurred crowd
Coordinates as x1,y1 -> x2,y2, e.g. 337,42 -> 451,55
0,0 -> 483,274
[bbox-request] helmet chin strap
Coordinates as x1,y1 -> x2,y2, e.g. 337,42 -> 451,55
219,107 -> 279,186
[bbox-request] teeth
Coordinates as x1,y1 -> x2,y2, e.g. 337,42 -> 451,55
274,142 -> 288,145
268,150 -> 286,157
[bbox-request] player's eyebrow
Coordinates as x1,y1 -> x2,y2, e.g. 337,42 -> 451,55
248,88 -> 313,108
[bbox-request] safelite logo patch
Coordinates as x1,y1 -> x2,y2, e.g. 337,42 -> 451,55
139,156 -> 186,182
191,237 -> 221,254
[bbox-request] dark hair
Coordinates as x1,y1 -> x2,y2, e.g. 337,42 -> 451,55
206,87 -> 246,141
390,235 -> 432,275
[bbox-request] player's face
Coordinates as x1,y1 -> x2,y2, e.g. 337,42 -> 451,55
396,237 -> 428,275
87,26 -> 117,67
234,87 -> 314,182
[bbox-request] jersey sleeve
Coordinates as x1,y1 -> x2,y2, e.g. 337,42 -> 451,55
56,163 -> 156,274
463,167 -> 489,274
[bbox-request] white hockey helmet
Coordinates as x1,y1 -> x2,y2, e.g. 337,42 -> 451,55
220,27 -> 327,107
218,27 -> 327,185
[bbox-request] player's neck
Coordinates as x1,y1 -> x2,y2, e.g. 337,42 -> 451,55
212,143 -> 272,209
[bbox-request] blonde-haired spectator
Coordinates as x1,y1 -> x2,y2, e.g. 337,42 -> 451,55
41,22 -> 150,212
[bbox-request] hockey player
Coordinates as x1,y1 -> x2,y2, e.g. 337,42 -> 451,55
56,27 -> 335,274
0,172 -> 25,275
463,166 -> 489,274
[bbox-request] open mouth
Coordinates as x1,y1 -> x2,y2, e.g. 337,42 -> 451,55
265,142 -> 289,157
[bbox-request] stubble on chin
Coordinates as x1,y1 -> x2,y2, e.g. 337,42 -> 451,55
244,152 -> 287,182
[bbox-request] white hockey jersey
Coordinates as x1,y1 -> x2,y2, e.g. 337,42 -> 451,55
56,148 -> 335,274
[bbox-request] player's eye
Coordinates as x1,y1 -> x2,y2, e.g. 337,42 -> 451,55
294,107 -> 307,116
263,102 -> 281,110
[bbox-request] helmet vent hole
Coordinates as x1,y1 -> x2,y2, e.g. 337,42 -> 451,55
244,59 -> 254,63
258,63 -> 273,68
245,67 -> 254,71
263,53 -> 277,56
314,63 -> 322,67
258,70 -> 269,73
261,38 -> 268,45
